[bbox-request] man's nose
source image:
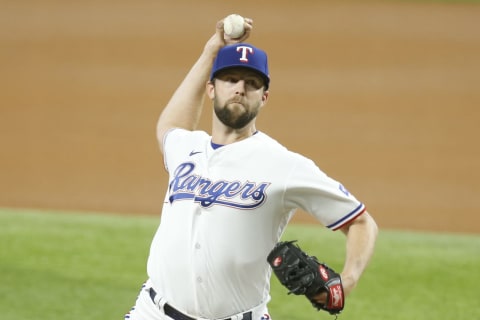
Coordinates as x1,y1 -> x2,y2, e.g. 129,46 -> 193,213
234,80 -> 246,95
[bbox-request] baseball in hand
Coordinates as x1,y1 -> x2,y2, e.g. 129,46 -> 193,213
223,14 -> 245,38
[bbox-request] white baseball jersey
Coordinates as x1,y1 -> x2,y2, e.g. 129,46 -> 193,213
146,128 -> 365,319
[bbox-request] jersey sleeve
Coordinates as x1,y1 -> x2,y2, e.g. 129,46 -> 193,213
162,128 -> 210,171
284,156 -> 365,230
162,128 -> 179,171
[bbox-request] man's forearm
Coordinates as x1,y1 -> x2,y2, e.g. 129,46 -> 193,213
340,211 -> 378,296
156,48 -> 218,142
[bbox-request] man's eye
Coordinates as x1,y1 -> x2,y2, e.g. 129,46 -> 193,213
246,79 -> 262,89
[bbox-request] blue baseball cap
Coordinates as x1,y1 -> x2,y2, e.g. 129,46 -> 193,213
210,43 -> 270,89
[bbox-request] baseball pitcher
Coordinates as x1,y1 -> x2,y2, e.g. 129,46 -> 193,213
125,15 -> 378,320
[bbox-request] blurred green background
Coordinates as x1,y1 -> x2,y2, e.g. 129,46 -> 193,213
1,208 -> 479,319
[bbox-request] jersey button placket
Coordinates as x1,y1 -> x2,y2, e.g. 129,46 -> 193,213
192,204 -> 206,290
193,243 -> 205,285
192,233 -> 205,286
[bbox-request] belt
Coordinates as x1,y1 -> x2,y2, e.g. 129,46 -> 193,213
149,288 -> 252,320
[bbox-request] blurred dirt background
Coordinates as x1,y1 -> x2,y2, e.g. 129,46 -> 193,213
1,0 -> 479,233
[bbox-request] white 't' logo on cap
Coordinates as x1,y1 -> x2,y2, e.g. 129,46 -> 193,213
236,46 -> 254,62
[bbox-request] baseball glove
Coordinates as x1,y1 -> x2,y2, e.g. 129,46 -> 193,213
267,240 -> 344,315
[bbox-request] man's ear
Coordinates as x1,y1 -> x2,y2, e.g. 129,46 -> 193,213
261,90 -> 269,105
206,81 -> 215,99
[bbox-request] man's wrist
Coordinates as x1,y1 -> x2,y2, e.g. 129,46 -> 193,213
340,273 -> 357,297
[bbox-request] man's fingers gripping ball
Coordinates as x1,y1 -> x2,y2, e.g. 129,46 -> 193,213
223,14 -> 246,39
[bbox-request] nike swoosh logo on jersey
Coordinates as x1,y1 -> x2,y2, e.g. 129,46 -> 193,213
189,150 -> 202,156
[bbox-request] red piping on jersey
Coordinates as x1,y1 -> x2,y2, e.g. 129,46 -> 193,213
332,206 -> 367,231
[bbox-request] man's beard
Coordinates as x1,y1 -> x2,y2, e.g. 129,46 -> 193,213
213,98 -> 260,129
